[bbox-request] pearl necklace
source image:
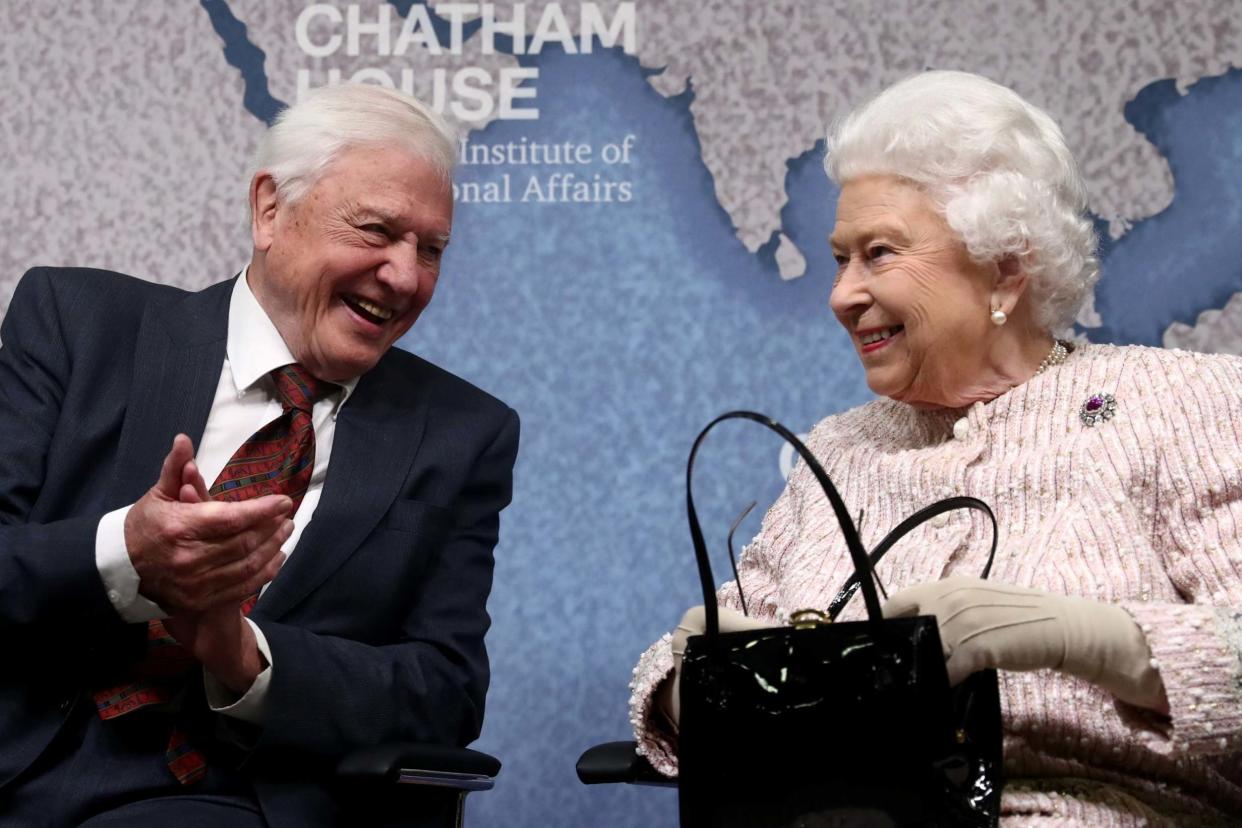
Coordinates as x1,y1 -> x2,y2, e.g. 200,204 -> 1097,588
951,339 -> 1070,442
1034,339 -> 1070,376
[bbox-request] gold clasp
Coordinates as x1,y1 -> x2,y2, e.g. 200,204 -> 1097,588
790,608 -> 830,629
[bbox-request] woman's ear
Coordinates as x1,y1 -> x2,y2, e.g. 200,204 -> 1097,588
991,254 -> 1030,316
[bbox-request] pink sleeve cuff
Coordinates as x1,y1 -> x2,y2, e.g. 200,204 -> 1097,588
628,632 -> 679,778
1122,601 -> 1242,754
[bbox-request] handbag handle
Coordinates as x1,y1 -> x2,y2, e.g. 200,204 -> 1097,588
827,496 -> 998,620
687,411 -> 884,640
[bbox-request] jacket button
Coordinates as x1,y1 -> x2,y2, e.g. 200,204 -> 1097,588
952,417 -> 970,441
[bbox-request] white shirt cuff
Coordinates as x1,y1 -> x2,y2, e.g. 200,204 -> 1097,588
203,617 -> 272,725
95,505 -> 166,622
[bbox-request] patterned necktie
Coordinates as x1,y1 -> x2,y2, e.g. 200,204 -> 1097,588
93,363 -> 332,784
207,363 -> 329,512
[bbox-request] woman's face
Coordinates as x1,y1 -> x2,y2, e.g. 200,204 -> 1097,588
829,175 -> 1000,408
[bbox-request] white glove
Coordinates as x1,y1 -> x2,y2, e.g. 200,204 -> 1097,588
883,576 -> 1168,711
656,605 -> 772,731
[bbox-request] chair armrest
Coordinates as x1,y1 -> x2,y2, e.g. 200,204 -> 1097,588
575,741 -> 676,787
337,743 -> 501,792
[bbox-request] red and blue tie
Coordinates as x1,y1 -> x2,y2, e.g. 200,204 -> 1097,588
93,363 -> 331,784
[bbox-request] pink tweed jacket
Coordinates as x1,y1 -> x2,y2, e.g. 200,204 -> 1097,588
629,344 -> 1242,825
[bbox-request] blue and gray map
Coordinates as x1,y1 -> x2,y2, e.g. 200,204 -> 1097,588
3,2 -> 1240,825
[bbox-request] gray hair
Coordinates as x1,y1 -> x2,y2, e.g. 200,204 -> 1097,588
825,71 -> 1098,333
249,83 -> 458,206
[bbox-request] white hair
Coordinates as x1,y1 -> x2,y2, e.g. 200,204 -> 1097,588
249,83 -> 458,206
825,71 -> 1098,333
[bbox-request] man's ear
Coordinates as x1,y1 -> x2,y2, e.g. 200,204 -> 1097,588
250,172 -> 280,252
991,254 -> 1030,316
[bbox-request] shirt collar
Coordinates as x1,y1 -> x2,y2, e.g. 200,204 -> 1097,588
228,268 -> 359,411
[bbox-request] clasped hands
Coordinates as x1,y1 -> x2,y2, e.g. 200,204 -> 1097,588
661,576 -> 1168,729
124,434 -> 291,694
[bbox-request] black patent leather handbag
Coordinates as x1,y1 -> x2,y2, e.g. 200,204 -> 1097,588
677,412 -> 1003,827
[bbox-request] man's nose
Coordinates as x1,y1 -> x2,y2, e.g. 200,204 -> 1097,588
377,242 -> 422,294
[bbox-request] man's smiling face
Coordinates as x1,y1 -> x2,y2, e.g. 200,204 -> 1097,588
249,144 -> 453,382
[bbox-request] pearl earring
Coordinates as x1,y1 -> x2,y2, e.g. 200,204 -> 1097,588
990,309 -> 1007,326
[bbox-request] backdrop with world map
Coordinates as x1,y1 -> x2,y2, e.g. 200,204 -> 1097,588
3,2 -> 1241,825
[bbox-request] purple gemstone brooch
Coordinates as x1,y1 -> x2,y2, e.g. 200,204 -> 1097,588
1079,393 -> 1117,427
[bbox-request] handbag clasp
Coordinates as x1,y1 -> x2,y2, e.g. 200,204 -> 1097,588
789,609 -> 830,629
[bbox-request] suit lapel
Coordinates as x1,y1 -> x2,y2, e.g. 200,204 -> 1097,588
108,279 -> 233,508
256,360 -> 430,619
108,278 -> 429,619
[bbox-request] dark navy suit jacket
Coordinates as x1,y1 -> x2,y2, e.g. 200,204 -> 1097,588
0,268 -> 519,827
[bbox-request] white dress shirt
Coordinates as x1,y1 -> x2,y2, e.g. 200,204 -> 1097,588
94,269 -> 357,723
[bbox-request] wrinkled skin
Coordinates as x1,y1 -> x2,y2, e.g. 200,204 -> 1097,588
828,174 -> 1051,409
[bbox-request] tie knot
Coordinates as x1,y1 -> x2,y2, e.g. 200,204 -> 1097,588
272,364 -> 332,413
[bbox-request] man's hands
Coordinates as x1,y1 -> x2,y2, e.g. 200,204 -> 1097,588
883,576 -> 1169,711
656,605 -> 770,731
125,434 -> 292,614
128,434 -> 286,694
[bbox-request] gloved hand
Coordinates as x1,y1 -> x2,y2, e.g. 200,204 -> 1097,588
883,576 -> 1168,711
656,605 -> 771,731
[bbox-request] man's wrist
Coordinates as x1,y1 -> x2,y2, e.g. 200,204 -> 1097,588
204,617 -> 273,724
96,504 -> 167,622
208,617 -> 267,694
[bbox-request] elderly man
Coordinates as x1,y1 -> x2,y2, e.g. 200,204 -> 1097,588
0,84 -> 519,827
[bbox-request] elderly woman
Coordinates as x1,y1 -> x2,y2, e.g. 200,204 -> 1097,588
629,71 -> 1242,825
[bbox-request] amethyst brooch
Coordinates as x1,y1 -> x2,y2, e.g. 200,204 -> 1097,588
1080,393 -> 1117,427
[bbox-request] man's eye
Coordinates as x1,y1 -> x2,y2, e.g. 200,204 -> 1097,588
361,224 -> 390,239
421,246 -> 444,262
833,253 -> 849,268
868,245 -> 894,260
